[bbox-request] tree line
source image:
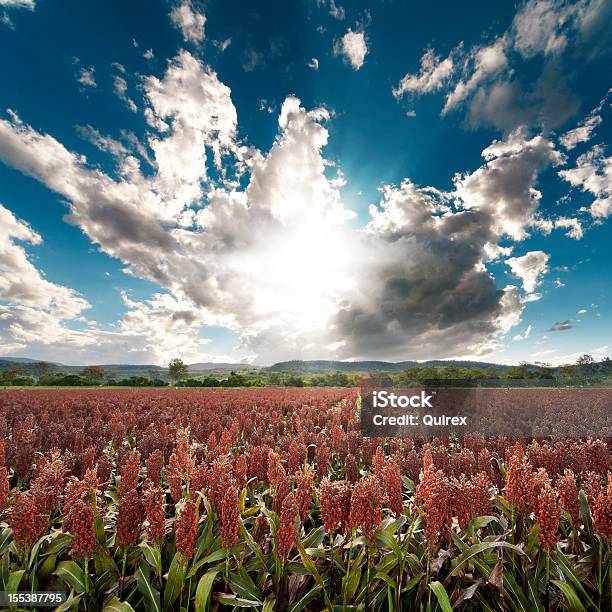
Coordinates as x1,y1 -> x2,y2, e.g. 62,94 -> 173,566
0,355 -> 609,387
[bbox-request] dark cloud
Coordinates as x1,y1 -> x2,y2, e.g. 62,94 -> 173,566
549,319 -> 573,331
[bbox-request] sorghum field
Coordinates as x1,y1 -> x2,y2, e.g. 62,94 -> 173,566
0,388 -> 610,611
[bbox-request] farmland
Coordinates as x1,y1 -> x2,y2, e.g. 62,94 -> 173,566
0,388 -> 610,611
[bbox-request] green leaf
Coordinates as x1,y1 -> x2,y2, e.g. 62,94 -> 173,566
288,585 -> 322,612
214,594 -> 261,607
467,516 -> 498,531
344,562 -> 362,602
578,490 -> 593,541
54,594 -> 83,612
194,570 -> 217,612
44,533 -> 73,556
262,596 -> 276,612
6,569 -> 25,594
163,553 -> 186,611
103,596 -> 136,612
136,563 -> 161,612
294,535 -> 334,611
0,528 -> 13,556
37,553 -> 57,580
552,581 -> 587,612
140,542 -> 162,577
429,581 -> 453,612
53,560 -> 86,593
230,569 -> 262,604
554,551 -> 597,609
447,541 -> 528,577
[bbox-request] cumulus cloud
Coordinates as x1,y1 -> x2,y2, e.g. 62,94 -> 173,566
0,203 -> 89,319
392,0 -> 610,130
454,130 -> 564,240
308,57 -> 319,70
559,144 -> 612,217
327,180 -> 524,360
334,28 -> 368,70
554,216 -> 584,239
77,66 -> 96,88
505,250 -> 550,293
393,48 -> 454,101
0,50 -> 590,363
170,1 -> 205,44
442,39 -> 507,113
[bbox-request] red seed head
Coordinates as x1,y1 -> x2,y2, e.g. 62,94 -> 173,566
295,465 -> 314,519
319,478 -> 352,534
556,469 -> 580,526
277,493 -> 299,557
118,450 -> 141,498
143,480 -> 165,544
381,459 -> 403,517
8,491 -> 45,551
535,483 -> 559,548
0,467 -> 9,512
69,500 -> 97,559
116,489 -> 143,548
220,485 -> 240,548
175,498 -> 198,560
349,476 -> 382,546
146,449 -> 164,486
592,473 -> 612,544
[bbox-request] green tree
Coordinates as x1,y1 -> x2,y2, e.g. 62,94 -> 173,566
32,361 -> 52,379
168,358 -> 189,384
81,366 -> 106,385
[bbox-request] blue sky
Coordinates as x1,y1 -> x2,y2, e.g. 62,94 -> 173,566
0,0 -> 610,366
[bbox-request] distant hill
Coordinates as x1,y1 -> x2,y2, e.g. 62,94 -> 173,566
267,359 -> 511,373
0,358 -> 252,379
0,356 -> 566,378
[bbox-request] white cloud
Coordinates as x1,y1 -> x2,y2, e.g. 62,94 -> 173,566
454,130 -> 564,240
316,0 -> 345,20
443,39 -> 507,112
578,308 -> 587,314
559,144 -> 612,217
505,250 -> 550,293
560,113 -> 602,149
554,216 -> 584,239
560,88 -> 610,149
0,203 -> 89,324
170,1 -> 205,44
308,57 -> 319,70
1,48 -> 593,364
334,28 -> 367,70
393,48 -> 454,99
393,0 -> 610,129
512,0 -> 570,58
0,0 -> 34,8
75,125 -> 129,158
113,75 -> 138,113
513,324 -> 533,341
77,66 -> 97,88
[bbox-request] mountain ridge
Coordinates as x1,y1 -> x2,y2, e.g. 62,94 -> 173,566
0,356 -> 511,376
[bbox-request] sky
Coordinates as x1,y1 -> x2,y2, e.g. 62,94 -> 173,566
0,0 -> 610,367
